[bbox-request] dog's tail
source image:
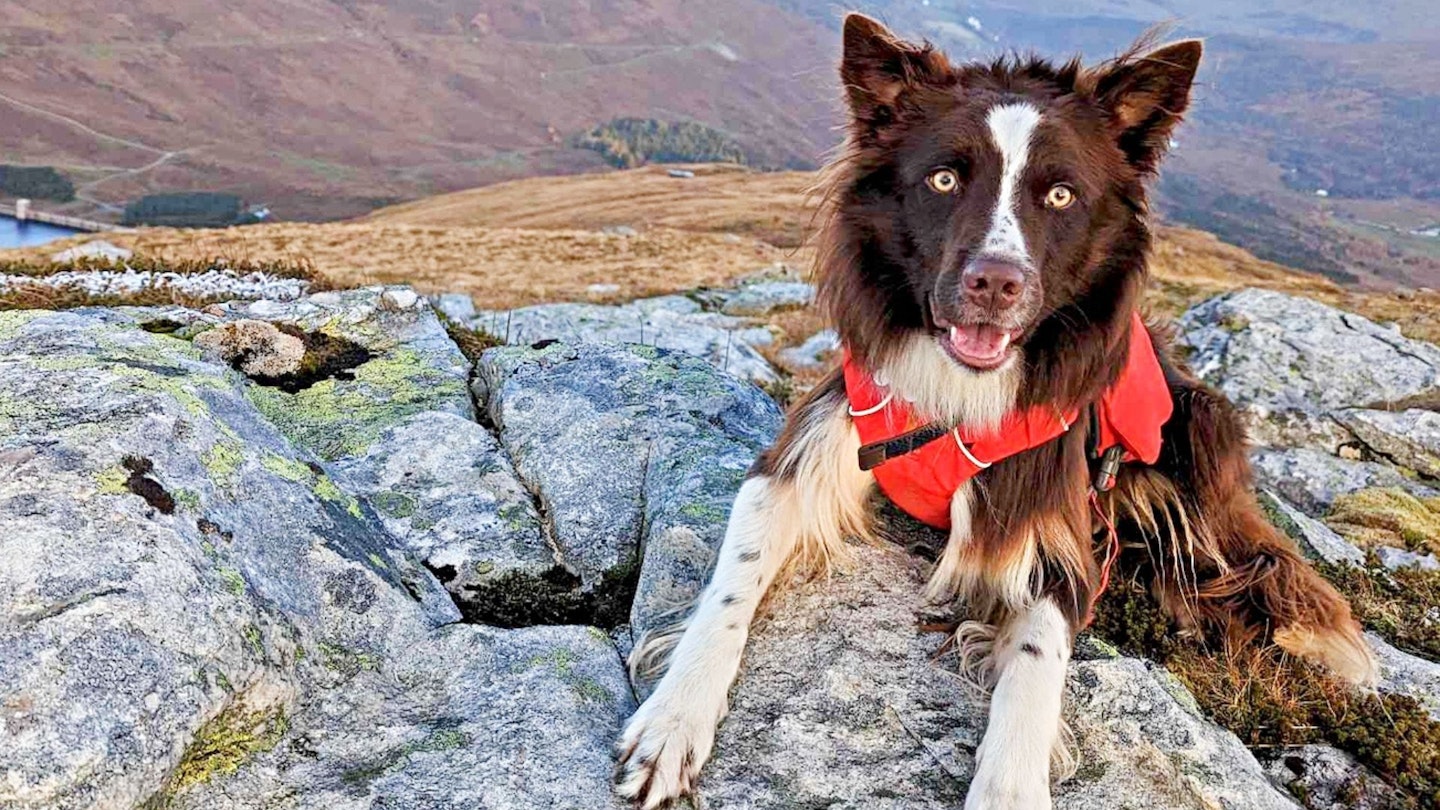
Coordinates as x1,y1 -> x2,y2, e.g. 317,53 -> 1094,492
1105,353 -> 1376,686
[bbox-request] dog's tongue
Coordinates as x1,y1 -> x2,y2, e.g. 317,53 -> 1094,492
948,324 -> 1012,364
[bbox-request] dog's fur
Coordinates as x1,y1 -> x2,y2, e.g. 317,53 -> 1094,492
616,15 -> 1377,809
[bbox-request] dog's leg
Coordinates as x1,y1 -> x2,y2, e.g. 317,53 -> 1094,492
1136,367 -> 1376,685
964,596 -> 1074,810
616,371 -> 871,808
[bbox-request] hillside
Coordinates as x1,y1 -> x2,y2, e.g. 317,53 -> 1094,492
0,1 -> 1436,287
0,0 -> 837,221
12,165 -> 1436,349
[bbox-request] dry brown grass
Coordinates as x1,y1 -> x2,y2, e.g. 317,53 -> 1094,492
9,166 -> 1435,348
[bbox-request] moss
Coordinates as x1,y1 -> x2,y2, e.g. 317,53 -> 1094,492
1319,557 -> 1440,661
145,703 -> 289,806
443,318 -> 503,365
1091,576 -> 1440,808
1326,488 -> 1440,554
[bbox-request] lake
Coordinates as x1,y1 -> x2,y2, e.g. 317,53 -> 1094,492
0,215 -> 83,249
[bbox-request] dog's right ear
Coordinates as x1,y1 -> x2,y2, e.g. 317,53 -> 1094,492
840,13 -> 949,129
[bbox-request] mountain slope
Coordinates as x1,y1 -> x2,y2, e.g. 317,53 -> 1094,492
0,0 -> 838,220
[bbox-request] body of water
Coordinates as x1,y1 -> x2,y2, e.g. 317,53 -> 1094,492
0,215 -> 83,249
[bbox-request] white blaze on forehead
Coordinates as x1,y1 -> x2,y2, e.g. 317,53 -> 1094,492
981,102 -> 1043,265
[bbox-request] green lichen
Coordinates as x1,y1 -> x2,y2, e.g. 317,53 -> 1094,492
242,624 -> 264,657
372,490 -> 417,519
0,309 -> 44,342
312,474 -> 364,518
261,453 -> 314,483
145,703 -> 289,806
246,348 -> 468,461
96,465 -> 130,495
203,442 -> 245,484
524,647 -> 615,705
366,552 -> 388,570
218,568 -> 246,597
318,641 -> 380,677
340,725 -> 473,789
173,489 -> 201,512
1326,488 -> 1440,555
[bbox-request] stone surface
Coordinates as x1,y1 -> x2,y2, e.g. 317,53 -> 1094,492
1264,745 -> 1404,810
1181,288 -> 1440,450
1334,407 -> 1440,479
213,286 -> 475,462
1369,632 -> 1440,721
698,544 -> 1299,810
430,292 -> 476,322
1259,489 -> 1365,567
777,328 -> 840,371
1251,446 -> 1436,517
475,341 -> 783,639
1375,545 -> 1440,571
0,307 -> 456,809
472,295 -> 778,382
331,411 -> 557,622
720,280 -> 815,316
193,319 -> 306,378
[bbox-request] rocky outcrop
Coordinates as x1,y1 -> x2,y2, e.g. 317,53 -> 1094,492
1181,287 -> 1440,451
471,295 -> 779,382
4,283 -> 1440,809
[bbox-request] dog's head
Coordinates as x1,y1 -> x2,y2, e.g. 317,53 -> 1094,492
820,14 -> 1200,379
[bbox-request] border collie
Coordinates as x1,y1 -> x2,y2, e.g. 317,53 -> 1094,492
617,14 -> 1376,809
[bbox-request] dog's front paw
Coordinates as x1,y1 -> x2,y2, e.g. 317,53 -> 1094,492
615,692 -> 719,809
963,763 -> 1052,810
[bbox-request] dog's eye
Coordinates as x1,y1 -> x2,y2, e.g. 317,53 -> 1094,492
1044,184 -> 1077,210
926,168 -> 960,195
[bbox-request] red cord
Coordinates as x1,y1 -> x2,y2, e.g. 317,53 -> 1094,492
1083,489 -> 1121,628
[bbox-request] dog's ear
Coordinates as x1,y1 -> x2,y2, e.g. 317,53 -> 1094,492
1090,38 -> 1203,173
840,13 -> 949,130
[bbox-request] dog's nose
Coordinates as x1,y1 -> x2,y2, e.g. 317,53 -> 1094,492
961,260 -> 1026,310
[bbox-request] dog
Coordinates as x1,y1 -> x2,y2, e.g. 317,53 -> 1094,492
616,14 -> 1377,809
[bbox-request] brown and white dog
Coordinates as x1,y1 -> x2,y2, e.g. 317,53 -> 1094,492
616,14 -> 1377,809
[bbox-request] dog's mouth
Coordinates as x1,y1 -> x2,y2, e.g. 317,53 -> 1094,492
935,322 -> 1017,371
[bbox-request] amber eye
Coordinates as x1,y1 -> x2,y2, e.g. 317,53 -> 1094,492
926,168 -> 960,194
1045,183 -> 1077,210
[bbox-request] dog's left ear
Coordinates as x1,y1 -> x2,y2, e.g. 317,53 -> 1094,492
840,13 -> 950,133
1091,39 -> 1203,173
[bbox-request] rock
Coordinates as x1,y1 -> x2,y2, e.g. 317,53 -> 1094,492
1333,408 -> 1440,478
472,295 -> 777,382
602,225 -> 639,236
586,283 -> 621,297
1264,745 -> 1404,810
50,239 -> 132,263
698,544 -> 1298,810
1180,288 -> 1440,450
1375,545 -> 1440,571
331,411 -> 558,623
1259,489 -> 1365,567
777,328 -> 840,371
1369,632 -> 1440,720
475,342 -> 782,639
378,288 -> 419,311
0,267 -> 311,302
0,307 -> 459,809
171,624 -> 634,810
216,286 -> 475,462
431,292 -> 476,322
1250,447 -> 1436,517
194,319 -> 306,378
720,281 -> 815,316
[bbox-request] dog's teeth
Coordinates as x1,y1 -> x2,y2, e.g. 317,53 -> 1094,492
998,332 -> 1011,351
949,326 -> 959,340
